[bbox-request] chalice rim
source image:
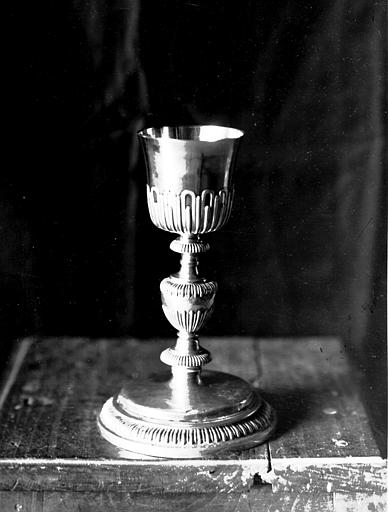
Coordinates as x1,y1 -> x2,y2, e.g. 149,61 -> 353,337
138,124 -> 244,142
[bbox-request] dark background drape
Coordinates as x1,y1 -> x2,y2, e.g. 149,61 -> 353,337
2,0 -> 386,447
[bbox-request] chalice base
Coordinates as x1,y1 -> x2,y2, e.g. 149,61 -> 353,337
98,370 -> 276,459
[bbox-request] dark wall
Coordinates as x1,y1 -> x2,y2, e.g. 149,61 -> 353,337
2,0 -> 386,352
4,0 -> 146,339
135,0 -> 386,343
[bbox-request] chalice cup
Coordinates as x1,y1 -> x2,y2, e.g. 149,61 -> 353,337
98,125 -> 276,458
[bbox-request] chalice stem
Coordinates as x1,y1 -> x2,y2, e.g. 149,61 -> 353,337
178,253 -> 199,281
160,235 -> 215,375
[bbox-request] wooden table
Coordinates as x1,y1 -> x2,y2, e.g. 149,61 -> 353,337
0,337 -> 386,511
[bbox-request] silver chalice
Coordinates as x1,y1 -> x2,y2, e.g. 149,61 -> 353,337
98,125 -> 276,458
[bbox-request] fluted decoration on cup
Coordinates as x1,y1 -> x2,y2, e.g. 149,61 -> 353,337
146,186 -> 234,234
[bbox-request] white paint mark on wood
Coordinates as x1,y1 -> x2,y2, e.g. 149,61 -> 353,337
222,469 -> 240,492
240,466 -> 254,487
261,468 -> 289,492
323,407 -> 337,415
332,438 -> 349,447
0,455 -> 384,474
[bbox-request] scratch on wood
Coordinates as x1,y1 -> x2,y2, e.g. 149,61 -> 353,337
0,338 -> 33,412
10,479 -> 19,491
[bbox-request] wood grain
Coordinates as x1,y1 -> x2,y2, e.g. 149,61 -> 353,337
0,336 -> 385,499
261,459 -> 386,493
256,337 -> 382,459
2,490 -> 385,512
0,337 -> 268,462
0,490 -> 336,512
0,461 -> 269,493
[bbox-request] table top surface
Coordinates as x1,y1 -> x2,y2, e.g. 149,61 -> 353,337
0,336 -> 385,495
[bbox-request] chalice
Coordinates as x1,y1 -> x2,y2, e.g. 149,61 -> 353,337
98,125 -> 276,458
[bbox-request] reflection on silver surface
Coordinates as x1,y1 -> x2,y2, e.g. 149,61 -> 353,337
138,125 -> 243,194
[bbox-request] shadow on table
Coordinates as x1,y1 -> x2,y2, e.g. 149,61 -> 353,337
260,390 -> 315,441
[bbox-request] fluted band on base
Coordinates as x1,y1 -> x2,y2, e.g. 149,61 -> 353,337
98,369 -> 276,459
160,347 -> 212,367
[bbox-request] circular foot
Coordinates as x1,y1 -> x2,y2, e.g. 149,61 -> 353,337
98,370 -> 276,459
